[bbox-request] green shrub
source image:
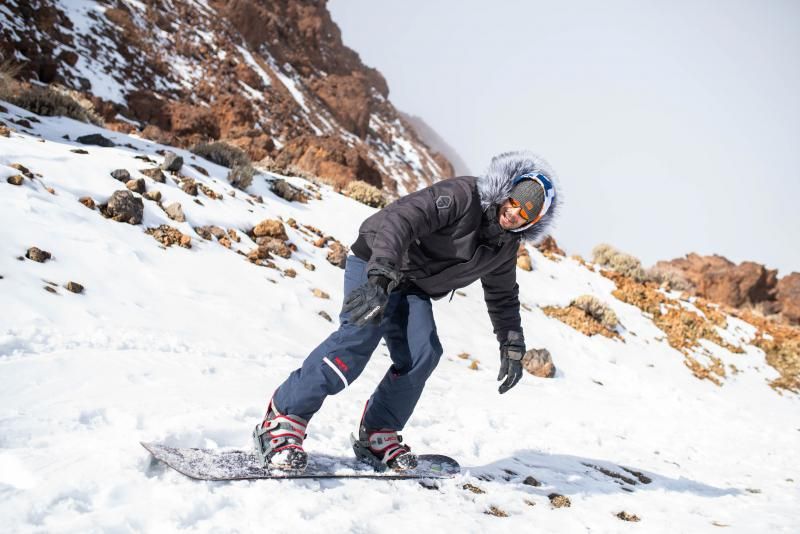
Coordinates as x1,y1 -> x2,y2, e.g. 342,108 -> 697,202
571,294 -> 619,330
591,243 -> 647,282
342,180 -> 386,208
191,142 -> 250,169
228,164 -> 255,190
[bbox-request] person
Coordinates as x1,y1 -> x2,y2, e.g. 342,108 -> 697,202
253,151 -> 561,471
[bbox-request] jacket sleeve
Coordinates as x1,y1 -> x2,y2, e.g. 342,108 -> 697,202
480,254 -> 523,344
366,178 -> 473,272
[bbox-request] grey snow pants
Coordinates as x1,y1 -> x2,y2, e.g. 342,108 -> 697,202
272,255 -> 444,430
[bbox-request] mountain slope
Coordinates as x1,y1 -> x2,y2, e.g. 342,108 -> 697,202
1,102 -> 799,533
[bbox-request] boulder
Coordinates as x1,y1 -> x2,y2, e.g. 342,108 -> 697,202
522,348 -> 556,378
105,190 -> 143,224
65,281 -> 84,294
253,219 -> 288,240
777,273 -> 800,324
126,178 -> 146,194
161,151 -> 183,172
77,133 -> 115,147
164,202 -> 185,222
110,169 -> 131,182
6,175 -> 24,186
140,167 -> 166,183
26,247 -> 52,263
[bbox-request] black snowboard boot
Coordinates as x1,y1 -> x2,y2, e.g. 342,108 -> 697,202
252,399 -> 308,471
351,403 -> 417,471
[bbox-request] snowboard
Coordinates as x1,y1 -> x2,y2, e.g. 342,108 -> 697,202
141,442 -> 460,481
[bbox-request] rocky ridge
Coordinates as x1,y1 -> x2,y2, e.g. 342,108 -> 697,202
0,0 -> 453,194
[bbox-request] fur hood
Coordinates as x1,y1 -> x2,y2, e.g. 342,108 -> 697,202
477,150 -> 562,244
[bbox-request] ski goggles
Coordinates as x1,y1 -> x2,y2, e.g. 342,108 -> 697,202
509,172 -> 556,226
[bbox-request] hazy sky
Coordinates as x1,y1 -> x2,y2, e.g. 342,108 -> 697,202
329,0 -> 800,275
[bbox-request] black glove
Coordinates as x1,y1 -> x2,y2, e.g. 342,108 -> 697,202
497,330 -> 525,394
342,260 -> 401,327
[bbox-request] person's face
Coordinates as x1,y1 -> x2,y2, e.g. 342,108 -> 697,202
497,198 -> 529,230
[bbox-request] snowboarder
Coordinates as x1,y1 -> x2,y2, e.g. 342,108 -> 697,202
254,151 -> 561,471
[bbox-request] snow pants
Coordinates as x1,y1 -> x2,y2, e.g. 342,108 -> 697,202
272,255 -> 443,430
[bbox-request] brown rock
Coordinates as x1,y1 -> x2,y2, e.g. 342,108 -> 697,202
303,261 -> 316,271
6,175 -> 24,186
146,225 -> 192,248
26,247 -> 52,263
616,511 -> 641,522
228,228 -> 241,242
255,236 -> 292,258
110,169 -> 131,182
104,190 -> 144,224
777,273 -> 800,324
65,281 -> 84,294
164,202 -> 185,222
517,244 -> 532,271
180,178 -> 198,196
653,253 -> 778,309
312,288 -> 330,299
161,151 -> 184,172
283,268 -> 297,278
247,247 -> 272,262
253,219 -> 288,240
194,226 -> 213,240
0,124 -> 10,137
144,190 -> 162,202
522,348 -> 556,378
10,163 -> 33,178
270,179 -> 308,203
537,235 -> 565,256
548,494 -> 571,508
219,237 -> 232,248
326,241 -> 348,268
140,168 -> 166,183
79,196 -> 95,209
126,178 -> 146,194
70,149 -> 89,155
208,226 -> 226,239
318,311 -> 332,322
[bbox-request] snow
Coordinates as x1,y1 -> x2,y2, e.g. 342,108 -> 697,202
235,45 -> 273,88
1,101 -> 800,532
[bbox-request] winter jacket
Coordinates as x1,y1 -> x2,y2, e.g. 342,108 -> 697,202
351,151 -> 561,343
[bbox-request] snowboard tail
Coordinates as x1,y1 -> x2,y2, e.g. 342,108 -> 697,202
141,442 -> 459,481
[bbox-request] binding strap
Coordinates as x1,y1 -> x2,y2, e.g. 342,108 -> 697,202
367,429 -> 410,465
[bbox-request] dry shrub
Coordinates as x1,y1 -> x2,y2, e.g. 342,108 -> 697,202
735,309 -> 800,393
191,141 -> 250,169
592,243 -> 647,282
1,78 -> 101,125
342,180 -> 387,208
227,164 -> 255,190
647,264 -> 691,291
572,295 -> 619,330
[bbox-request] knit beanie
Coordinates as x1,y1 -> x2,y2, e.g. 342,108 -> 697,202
509,178 -> 545,221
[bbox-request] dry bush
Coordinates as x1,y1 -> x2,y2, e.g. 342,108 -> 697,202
0,59 -> 23,93
191,141 -> 250,169
1,76 -> 101,125
227,164 -> 256,190
647,265 -> 691,291
571,295 -> 619,330
342,180 -> 387,208
592,243 -> 647,282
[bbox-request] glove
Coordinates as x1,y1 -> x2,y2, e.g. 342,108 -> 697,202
497,330 -> 525,394
342,259 -> 401,327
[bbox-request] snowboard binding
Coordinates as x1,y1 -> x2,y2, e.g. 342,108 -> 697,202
253,399 -> 308,471
351,403 -> 417,472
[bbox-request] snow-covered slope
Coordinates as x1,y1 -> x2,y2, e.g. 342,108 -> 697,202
1,104 -> 799,533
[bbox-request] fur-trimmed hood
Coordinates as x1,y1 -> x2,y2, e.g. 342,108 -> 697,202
477,151 -> 562,244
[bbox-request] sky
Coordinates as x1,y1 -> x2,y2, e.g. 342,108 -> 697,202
328,0 -> 800,275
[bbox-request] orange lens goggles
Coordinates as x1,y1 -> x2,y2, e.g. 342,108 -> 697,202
508,197 -> 531,221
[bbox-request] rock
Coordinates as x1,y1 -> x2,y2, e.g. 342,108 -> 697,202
77,133 -> 116,147
283,268 -> 297,278
270,178 -> 308,203
536,235 -> 565,256
14,118 -> 32,128
312,288 -> 330,299
140,167 -> 166,183
777,273 -> 800,324
126,178 -> 146,194
70,149 -> 89,154
194,226 -> 213,240
523,348 -> 556,378
146,225 -> 192,248
110,169 -> 131,182
653,253 -> 778,310
517,245 -> 532,271
105,190 -> 144,224
208,226 -> 226,239
65,281 -> 84,294
10,163 -> 33,178
616,511 -> 640,522
227,228 -> 241,242
44,285 -> 58,294
318,311 -> 332,322
26,247 -> 52,263
79,196 -> 95,209
523,475 -> 541,487
161,151 -> 183,172
303,261 -> 316,271
164,202 -> 185,222
0,124 -> 10,137
548,493 -> 571,508
253,219 -> 288,240
190,164 -> 209,176
198,184 -> 219,199
326,241 -> 348,268
144,190 -> 162,202
255,237 -> 292,258
180,178 -> 198,196
6,175 -> 24,186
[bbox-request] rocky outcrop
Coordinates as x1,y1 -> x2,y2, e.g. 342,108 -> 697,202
777,273 -> 800,324
1,0 -> 453,194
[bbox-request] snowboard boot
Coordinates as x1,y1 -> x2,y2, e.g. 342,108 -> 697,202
351,403 -> 417,472
252,399 -> 308,471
